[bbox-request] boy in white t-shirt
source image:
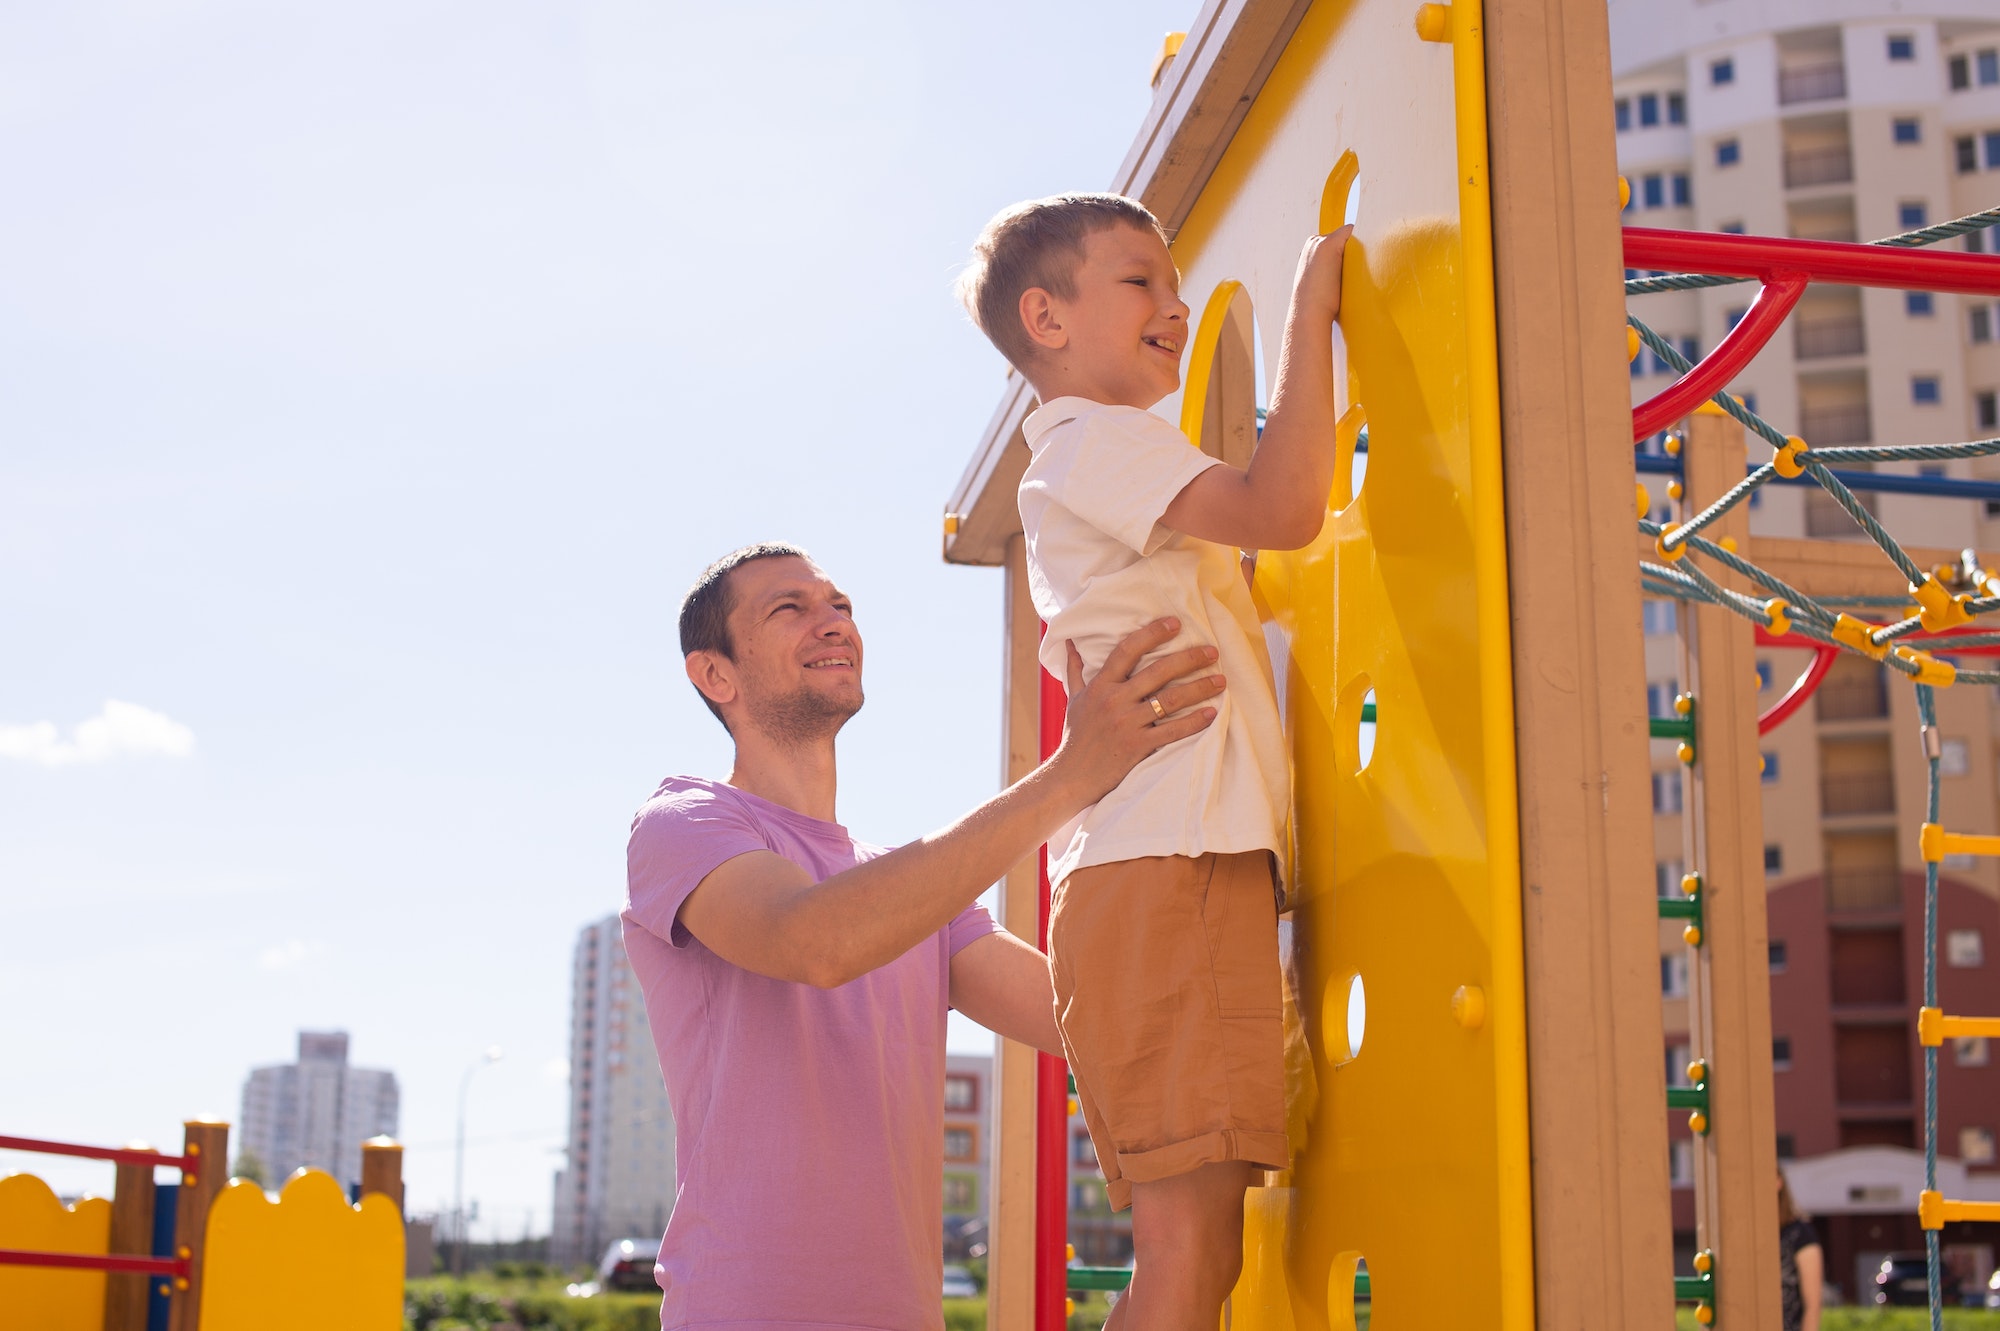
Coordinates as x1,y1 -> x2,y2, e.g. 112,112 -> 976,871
956,193 -> 1347,1327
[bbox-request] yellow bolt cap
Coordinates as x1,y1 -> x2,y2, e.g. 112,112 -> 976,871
1674,693 -> 1693,715
1684,923 -> 1703,946
1689,1109 -> 1708,1134
1619,176 -> 1632,209
1414,3 -> 1450,41
1667,479 -> 1684,501
1677,742 -> 1695,765
1696,1302 -> 1715,1325
1665,433 -> 1682,456
1686,1060 -> 1706,1085
1693,1249 -> 1713,1274
1452,984 -> 1487,1030
1627,326 -> 1642,363
1637,482 -> 1650,519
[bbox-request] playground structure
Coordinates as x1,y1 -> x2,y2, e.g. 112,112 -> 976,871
942,0 -> 2000,1327
0,1120 -> 406,1330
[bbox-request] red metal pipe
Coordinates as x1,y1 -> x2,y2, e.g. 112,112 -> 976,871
0,1248 -> 189,1277
1034,661 -> 1070,1331
1754,643 -> 1837,735
1632,272 -> 1805,439
1624,227 -> 2000,295
0,1135 -> 194,1172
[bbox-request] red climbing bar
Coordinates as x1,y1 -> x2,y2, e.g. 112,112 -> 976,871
1631,272 -> 1804,438
0,1248 -> 188,1277
1035,662 -> 1070,1331
1623,227 -> 2000,295
0,1134 -> 194,1172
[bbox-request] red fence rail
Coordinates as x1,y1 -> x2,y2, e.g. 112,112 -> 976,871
0,1134 -> 195,1173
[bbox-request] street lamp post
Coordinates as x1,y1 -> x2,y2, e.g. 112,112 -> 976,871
453,1045 -> 505,1278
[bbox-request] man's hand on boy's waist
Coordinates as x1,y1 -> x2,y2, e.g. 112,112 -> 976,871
1050,616 -> 1224,806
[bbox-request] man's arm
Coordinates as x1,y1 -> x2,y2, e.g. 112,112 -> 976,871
948,930 -> 1063,1056
677,619 -> 1224,989
1161,226 -> 1352,552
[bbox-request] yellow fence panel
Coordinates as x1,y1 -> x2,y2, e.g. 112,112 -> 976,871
198,1169 -> 403,1331
0,1173 -> 111,1331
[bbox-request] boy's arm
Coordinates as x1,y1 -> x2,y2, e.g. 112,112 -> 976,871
1161,226 -> 1352,552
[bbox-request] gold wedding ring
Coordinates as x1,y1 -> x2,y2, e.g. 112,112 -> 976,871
1147,696 -> 1166,720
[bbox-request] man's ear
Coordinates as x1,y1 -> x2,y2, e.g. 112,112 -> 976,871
685,651 -> 738,712
1018,287 -> 1069,354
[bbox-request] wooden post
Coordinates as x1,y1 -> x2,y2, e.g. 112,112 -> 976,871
988,532 -> 1044,1331
105,1147 -> 159,1331
167,1119 -> 229,1331
361,1137 -> 405,1212
1680,409 -> 1783,1328
1484,0 -> 1678,1324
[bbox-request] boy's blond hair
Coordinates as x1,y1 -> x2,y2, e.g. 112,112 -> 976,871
956,193 -> 1167,372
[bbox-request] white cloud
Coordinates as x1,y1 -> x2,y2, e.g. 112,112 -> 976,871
256,940 -> 320,971
0,700 -> 195,766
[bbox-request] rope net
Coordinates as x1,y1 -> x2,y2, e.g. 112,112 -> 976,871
1630,206 -> 2000,1331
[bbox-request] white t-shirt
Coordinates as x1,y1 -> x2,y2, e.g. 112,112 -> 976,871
1018,395 -> 1290,888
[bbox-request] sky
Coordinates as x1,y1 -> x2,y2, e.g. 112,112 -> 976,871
0,0 -> 1194,1241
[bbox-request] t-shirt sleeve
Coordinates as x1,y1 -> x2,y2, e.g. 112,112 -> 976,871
946,899 -> 1000,958
1039,409 -> 1224,556
625,786 -> 772,950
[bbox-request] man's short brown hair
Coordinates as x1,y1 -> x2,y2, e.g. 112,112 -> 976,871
955,193 -> 1166,371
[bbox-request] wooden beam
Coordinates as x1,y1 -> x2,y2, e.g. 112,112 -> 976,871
106,1149 -> 158,1331
167,1120 -> 229,1331
1636,532 -> 1961,601
987,533 -> 1045,1331
1483,0 -> 1676,1323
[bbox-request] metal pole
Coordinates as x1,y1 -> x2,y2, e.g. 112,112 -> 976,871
453,1047 -> 503,1278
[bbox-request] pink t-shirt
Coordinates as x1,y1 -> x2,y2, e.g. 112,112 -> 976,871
623,775 -> 998,1331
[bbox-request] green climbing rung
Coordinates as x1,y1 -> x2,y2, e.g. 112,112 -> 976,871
1361,701 -> 1376,724
1065,1267 -> 1371,1298
1648,715 -> 1695,741
1674,1276 -> 1711,1300
1666,1086 -> 1709,1112
1656,896 -> 1700,920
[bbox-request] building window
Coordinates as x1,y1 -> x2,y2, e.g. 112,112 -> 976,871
1982,49 -> 2000,85
1761,751 -> 1780,783
1740,391 -> 1758,415
1711,57 -> 1735,86
1661,954 -> 1689,997
1671,1139 -> 1694,1187
1650,348 -> 1671,375
944,1173 -> 978,1211
1951,54 -> 1971,90
1765,844 -> 1784,876
1646,681 -> 1681,717
1947,928 -> 1985,967
1643,174 -> 1664,208
1777,1133 -> 1797,1160
1656,859 -> 1686,898
1726,306 -> 1747,331
1756,660 -> 1773,690
1717,137 -> 1741,166
1720,220 -> 1746,234
1979,392 -> 1998,431
1974,307 -> 1993,343
1072,1131 -> 1096,1166
1672,173 -> 1691,206
1639,92 -> 1660,127
1773,1036 -> 1793,1070
1770,939 -> 1789,973
1957,1036 -> 1991,1067
1667,1042 -> 1691,1088
1987,131 -> 2000,169
1893,117 -> 1922,145
1652,770 -> 1683,815
1668,92 -> 1686,124
1615,98 -> 1631,131
1069,1179 -> 1106,1212
1913,376 -> 1942,405
1962,1128 -> 1997,1166
944,1126 -> 977,1162
1643,600 -> 1679,635
944,1074 -> 978,1112
1941,738 -> 1970,776
1887,34 -> 1916,61
1907,291 -> 1934,316
1959,135 -> 1980,174
1899,202 -> 1928,229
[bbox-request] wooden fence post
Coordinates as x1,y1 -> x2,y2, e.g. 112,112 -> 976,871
105,1146 -> 159,1331
167,1119 -> 229,1331
360,1138 -> 405,1213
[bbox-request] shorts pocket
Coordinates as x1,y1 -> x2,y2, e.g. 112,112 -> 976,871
1202,854 -> 1283,1019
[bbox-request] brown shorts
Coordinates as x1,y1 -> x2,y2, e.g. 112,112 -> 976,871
1049,850 -> 1287,1212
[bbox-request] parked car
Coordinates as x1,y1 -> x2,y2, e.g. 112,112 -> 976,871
1987,1267 -> 2000,1309
942,1265 -> 979,1299
1873,1254 -> 1933,1306
597,1237 -> 662,1293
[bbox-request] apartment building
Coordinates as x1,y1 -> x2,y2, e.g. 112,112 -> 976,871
238,1030 -> 398,1193
1614,0 -> 2000,1298
550,915 -> 676,1268
944,1053 -> 994,1260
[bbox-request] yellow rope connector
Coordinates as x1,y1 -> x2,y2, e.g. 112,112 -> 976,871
943,513 -> 961,536
1892,645 -> 1956,688
1831,613 -> 1891,660
1654,533 -> 1687,563
1667,479 -> 1684,501
1773,435 -> 1809,478
1919,1191 -> 2000,1230
1918,822 -> 2000,862
1766,599 -> 1791,636
1414,3 -> 1451,42
1664,433 -> 1682,457
1626,325 -> 1641,363
1636,482 -> 1650,519
1918,1007 -> 2000,1045
1618,176 -> 1631,210
1910,574 -> 1973,632
1719,536 -> 1737,553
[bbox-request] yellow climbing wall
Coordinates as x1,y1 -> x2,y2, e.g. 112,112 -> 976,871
199,1169 -> 404,1331
0,1173 -> 111,1331
1169,0 -> 1531,1326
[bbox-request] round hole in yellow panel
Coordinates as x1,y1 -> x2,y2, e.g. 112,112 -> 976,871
1326,1251 -> 1369,1331
1323,970 -> 1366,1066
1179,281 -> 1267,472
1337,674 -> 1379,775
1334,404 -> 1369,510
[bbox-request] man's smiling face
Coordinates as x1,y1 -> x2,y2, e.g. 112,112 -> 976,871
717,555 -> 864,743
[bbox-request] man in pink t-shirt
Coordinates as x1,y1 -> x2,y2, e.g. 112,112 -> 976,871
623,542 -> 1226,1331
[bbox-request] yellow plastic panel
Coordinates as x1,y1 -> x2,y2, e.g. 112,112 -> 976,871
198,1169 -> 404,1331
0,1173 -> 110,1331
1169,0 -> 1530,1326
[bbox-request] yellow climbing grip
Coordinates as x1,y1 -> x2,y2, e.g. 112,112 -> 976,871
1618,175 -> 1631,209
1414,3 -> 1451,41
1654,532 -> 1687,563
1892,645 -> 1956,688
1765,599 -> 1791,636
1626,325 -> 1641,363
1919,822 -> 2000,862
1910,575 -> 1973,632
1831,613 -> 1890,660
1918,1007 -> 2000,1046
1920,1191 -> 2000,1230
1636,482 -> 1650,519
1773,435 -> 1809,479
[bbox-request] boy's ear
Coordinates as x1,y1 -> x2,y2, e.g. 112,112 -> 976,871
685,651 -> 739,712
1018,287 -> 1069,354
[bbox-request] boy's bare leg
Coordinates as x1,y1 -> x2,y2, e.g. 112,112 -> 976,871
1104,1161 -> 1253,1331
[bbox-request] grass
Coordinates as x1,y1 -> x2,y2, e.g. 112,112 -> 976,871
1675,1311 -> 2000,1330
405,1274 -> 660,1331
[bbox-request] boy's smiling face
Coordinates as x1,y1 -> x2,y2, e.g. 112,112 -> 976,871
1018,222 -> 1190,409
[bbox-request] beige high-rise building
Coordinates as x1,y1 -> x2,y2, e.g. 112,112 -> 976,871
550,914 -> 676,1268
1614,0 -> 2000,1300
238,1030 -> 398,1193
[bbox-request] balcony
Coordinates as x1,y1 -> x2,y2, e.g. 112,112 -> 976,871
1821,770 -> 1896,816
1779,63 -> 1848,105
1826,866 -> 1901,912
1795,318 -> 1865,359
1816,671 -> 1887,722
1799,404 -> 1871,445
1805,483 -> 1878,538
1784,146 -> 1854,189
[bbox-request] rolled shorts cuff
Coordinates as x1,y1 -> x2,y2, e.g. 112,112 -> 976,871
1104,1128 -> 1291,1212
